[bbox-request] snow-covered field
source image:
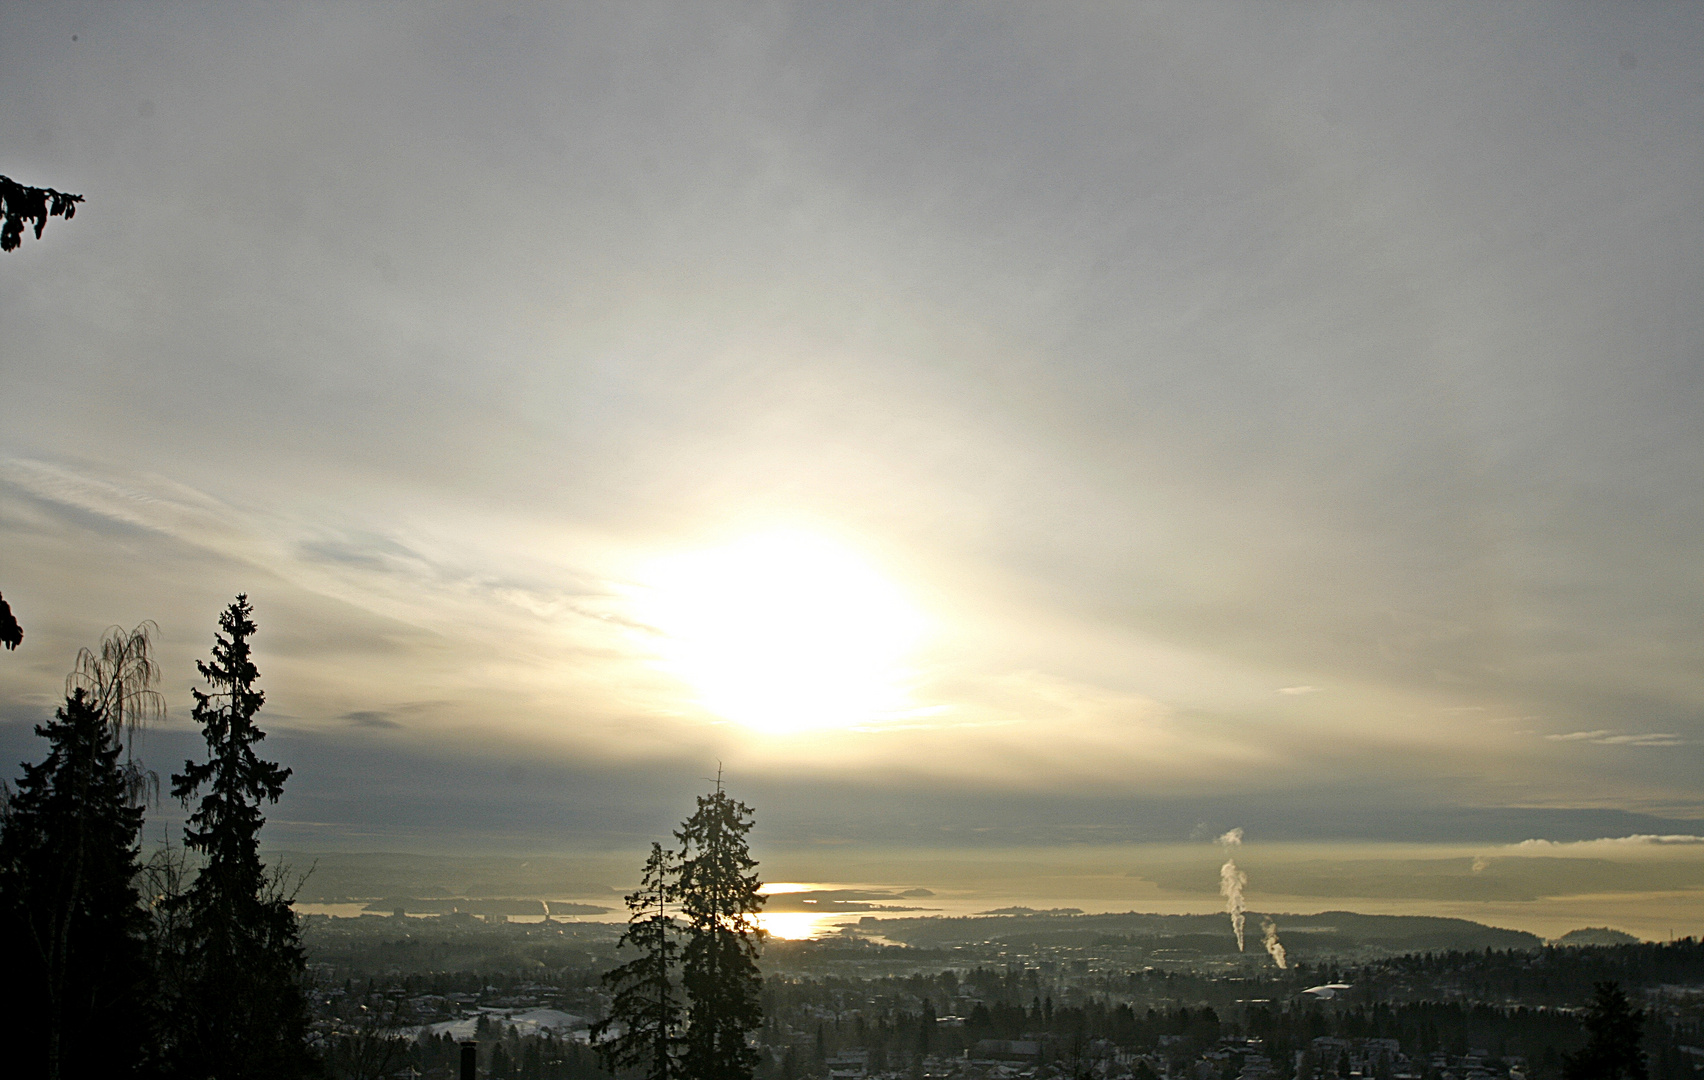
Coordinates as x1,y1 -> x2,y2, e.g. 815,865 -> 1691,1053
415,1008 -> 588,1042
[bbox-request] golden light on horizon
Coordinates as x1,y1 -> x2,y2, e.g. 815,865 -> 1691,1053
758,882 -> 816,895
756,911 -> 844,940
636,530 -> 928,736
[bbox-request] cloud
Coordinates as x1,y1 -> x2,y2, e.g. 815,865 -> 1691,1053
1545,731 -> 1687,747
1512,835 -> 1704,849
341,710 -> 401,729
298,536 -> 429,573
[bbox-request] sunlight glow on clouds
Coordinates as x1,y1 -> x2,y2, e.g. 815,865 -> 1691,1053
631,530 -> 929,736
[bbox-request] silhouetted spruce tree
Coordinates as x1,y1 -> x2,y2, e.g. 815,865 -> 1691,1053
167,595 -> 316,1079
0,689 -> 152,1079
596,841 -> 684,1080
675,780 -> 766,1080
1563,982 -> 1647,1080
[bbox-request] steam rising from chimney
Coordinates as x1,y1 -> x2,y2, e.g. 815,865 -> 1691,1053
1217,829 -> 1246,952
1262,918 -> 1287,968
1220,859 -> 1247,950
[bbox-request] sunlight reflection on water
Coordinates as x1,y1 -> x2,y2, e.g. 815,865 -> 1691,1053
292,845 -> 1704,944
758,911 -> 857,940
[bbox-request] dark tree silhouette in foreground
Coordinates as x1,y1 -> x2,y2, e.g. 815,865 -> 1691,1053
596,841 -> 684,1080
0,174 -> 83,251
167,595 -> 315,1079
676,779 -> 766,1080
600,778 -> 766,1080
0,591 -> 21,650
0,689 -> 152,1080
1564,981 -> 1647,1080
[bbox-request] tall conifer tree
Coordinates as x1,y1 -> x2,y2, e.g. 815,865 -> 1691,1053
1564,982 -> 1647,1080
596,841 -> 684,1080
0,689 -> 152,1079
675,780 -> 766,1080
167,595 -> 315,1079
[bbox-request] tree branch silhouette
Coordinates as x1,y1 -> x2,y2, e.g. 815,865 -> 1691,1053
0,175 -> 84,252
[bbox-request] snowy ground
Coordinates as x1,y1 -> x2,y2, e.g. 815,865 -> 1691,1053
415,1007 -> 588,1042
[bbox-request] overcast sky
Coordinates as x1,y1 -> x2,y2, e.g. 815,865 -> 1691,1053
3,3 -> 1702,851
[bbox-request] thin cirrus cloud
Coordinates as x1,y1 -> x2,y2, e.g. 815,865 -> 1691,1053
1544,731 -> 1688,747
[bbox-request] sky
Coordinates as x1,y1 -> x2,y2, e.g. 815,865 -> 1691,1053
3,3 -> 1703,855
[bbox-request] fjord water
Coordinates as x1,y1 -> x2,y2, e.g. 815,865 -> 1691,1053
287,841 -> 1704,942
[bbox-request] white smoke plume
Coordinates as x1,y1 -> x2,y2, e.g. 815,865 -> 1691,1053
1217,827 -> 1247,951
1262,918 -> 1287,969
1220,858 -> 1247,951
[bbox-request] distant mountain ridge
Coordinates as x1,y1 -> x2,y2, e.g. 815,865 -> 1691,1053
865,909 -> 1544,957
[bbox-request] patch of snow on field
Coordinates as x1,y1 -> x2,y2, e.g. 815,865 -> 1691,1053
415,1007 -> 586,1041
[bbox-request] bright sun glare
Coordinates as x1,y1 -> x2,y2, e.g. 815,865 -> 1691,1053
636,531 -> 927,735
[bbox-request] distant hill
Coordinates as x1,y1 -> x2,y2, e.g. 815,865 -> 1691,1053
1554,927 -> 1642,947
865,909 -> 1542,957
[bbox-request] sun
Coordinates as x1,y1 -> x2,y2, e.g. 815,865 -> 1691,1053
635,530 -> 927,735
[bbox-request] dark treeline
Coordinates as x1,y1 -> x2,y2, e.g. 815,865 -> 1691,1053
306,925 -> 613,981
325,1015 -> 610,1080
322,968 -> 611,998
296,924 -> 1704,1080
1359,941 -> 1704,1006
0,597 -> 313,1079
747,944 -> 1704,1080
753,939 -> 1704,1018
758,986 -> 1690,1080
